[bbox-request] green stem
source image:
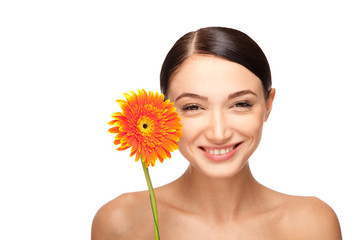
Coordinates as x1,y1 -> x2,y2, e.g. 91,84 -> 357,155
141,157 -> 160,240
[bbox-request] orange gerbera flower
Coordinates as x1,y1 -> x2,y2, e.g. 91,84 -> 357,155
108,89 -> 182,167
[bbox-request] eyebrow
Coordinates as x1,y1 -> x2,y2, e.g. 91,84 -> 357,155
175,93 -> 208,102
175,90 -> 257,102
228,90 -> 257,99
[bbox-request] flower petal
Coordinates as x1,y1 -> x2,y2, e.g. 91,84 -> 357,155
135,151 -> 142,162
158,146 -> 168,158
126,136 -> 136,147
166,134 -> 179,142
108,127 -> 120,133
119,134 -> 128,143
129,149 -> 136,157
162,140 -> 178,151
165,112 -> 179,121
115,132 -> 127,140
108,120 -> 118,125
165,150 -> 171,158
130,139 -> 139,153
166,121 -> 182,129
119,124 -> 129,132
150,150 -> 157,166
116,99 -> 128,110
111,112 -> 123,118
123,92 -> 135,107
143,150 -> 151,167
158,155 -> 164,163
116,145 -> 130,151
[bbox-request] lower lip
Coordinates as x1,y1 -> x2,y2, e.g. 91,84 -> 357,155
201,144 -> 241,162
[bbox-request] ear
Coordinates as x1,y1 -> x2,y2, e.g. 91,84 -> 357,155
264,88 -> 276,122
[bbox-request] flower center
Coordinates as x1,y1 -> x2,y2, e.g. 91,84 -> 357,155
137,116 -> 154,136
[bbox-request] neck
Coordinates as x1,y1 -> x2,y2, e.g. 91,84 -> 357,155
175,162 -> 262,222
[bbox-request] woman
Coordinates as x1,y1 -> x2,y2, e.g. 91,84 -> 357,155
92,27 -> 342,239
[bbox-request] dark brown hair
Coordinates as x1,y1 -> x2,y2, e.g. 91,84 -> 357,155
160,27 -> 272,99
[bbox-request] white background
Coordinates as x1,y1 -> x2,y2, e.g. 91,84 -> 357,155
1,0 -> 359,239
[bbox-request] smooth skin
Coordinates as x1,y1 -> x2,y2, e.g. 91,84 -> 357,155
92,55 -> 342,239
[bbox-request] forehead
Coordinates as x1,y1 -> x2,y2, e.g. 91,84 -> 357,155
168,54 -> 264,100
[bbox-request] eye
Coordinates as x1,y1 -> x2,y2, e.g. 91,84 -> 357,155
181,104 -> 203,111
232,101 -> 253,109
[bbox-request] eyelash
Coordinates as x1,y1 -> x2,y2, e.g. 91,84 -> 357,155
181,104 -> 203,111
181,101 -> 253,111
232,101 -> 253,109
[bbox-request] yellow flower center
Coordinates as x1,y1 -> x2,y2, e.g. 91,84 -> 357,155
137,116 -> 155,136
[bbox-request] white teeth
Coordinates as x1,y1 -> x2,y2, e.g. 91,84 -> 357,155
204,146 -> 234,155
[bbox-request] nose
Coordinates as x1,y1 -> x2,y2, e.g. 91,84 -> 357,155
205,109 -> 232,143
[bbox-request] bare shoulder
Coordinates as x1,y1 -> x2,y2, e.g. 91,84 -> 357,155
282,196 -> 342,239
91,191 -> 151,240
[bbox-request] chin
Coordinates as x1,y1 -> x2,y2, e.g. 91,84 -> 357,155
191,159 -> 250,179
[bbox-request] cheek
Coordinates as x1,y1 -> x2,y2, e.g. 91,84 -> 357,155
231,112 -> 264,140
177,116 -> 205,157
177,129 -> 193,164
178,117 -> 200,145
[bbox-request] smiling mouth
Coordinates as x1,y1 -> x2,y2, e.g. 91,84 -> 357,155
199,142 -> 242,155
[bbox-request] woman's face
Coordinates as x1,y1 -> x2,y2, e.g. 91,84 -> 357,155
167,54 -> 275,178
